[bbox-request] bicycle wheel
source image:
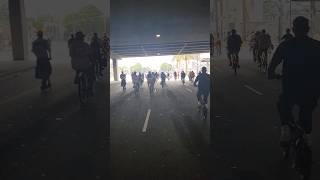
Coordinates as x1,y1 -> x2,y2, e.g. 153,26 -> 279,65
78,75 -> 88,104
232,55 -> 237,75
295,140 -> 312,180
202,106 -> 207,120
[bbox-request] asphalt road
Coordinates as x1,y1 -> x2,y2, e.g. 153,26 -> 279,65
0,47 -> 320,180
0,62 -> 108,180
210,53 -> 320,180
110,79 -> 211,179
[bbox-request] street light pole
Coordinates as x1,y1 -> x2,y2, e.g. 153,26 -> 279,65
290,0 -> 292,28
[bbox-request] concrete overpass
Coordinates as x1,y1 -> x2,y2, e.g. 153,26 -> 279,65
110,0 -> 211,80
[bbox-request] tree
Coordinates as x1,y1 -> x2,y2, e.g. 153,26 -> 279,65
160,63 -> 173,72
130,63 -> 143,72
63,5 -> 105,36
174,54 -> 198,72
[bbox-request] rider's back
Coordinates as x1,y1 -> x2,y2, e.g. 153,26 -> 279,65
70,40 -> 91,71
258,34 -> 272,50
227,34 -> 242,51
278,37 -> 320,96
196,73 -> 210,92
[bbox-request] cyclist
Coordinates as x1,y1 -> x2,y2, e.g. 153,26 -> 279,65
120,71 -> 126,90
90,33 -> 103,77
194,67 -> 210,107
227,29 -> 242,67
147,71 -> 152,87
32,30 -> 52,91
257,29 -> 273,68
174,71 -> 177,80
132,72 -> 140,89
101,34 -> 109,69
147,72 -> 156,93
160,72 -> 166,87
268,16 -> 320,146
181,71 -> 186,84
281,28 -> 294,42
167,72 -> 170,81
250,31 -> 261,62
68,33 -> 75,49
70,31 -> 95,95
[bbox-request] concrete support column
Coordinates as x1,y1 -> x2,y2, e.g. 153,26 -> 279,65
113,59 -> 118,81
210,0 -> 215,145
8,0 -> 28,60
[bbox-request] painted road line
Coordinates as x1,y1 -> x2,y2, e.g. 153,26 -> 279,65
142,109 -> 151,133
186,88 -> 193,93
244,85 -> 263,96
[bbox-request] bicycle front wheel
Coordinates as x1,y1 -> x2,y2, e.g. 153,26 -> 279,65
78,76 -> 88,104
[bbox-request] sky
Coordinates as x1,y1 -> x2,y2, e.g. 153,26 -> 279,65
24,0 -> 106,17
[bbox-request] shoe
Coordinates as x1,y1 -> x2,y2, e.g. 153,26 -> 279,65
280,125 -> 291,147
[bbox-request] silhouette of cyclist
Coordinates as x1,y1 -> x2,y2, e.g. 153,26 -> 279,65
32,30 -> 52,91
268,16 -> 320,146
281,28 -> 294,42
194,67 -> 210,107
227,29 -> 242,67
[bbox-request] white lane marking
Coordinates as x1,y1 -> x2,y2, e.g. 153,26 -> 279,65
244,85 -> 264,96
142,109 -> 151,133
186,88 -> 193,93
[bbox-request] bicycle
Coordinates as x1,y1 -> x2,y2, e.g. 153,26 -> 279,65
197,94 -> 208,120
230,52 -> 239,75
133,82 -> 140,96
271,74 -> 312,180
283,119 -> 312,180
182,78 -> 185,85
121,79 -> 126,91
160,79 -> 166,88
259,50 -> 268,73
78,71 -> 93,104
149,81 -> 155,95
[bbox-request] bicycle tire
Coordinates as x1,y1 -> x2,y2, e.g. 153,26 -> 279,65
78,75 -> 88,104
295,140 -> 312,180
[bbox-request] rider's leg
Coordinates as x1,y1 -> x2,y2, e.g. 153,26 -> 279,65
197,90 -> 201,105
236,51 -> 240,68
227,51 -> 232,66
298,98 -> 318,134
278,94 -> 295,145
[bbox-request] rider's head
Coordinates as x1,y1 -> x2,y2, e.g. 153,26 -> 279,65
231,29 -> 236,35
121,71 -> 124,74
75,31 -> 85,40
201,67 -> 207,73
293,16 -> 309,37
37,30 -> 43,38
261,29 -> 266,34
286,28 -> 291,33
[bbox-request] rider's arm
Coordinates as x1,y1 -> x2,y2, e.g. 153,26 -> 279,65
193,76 -> 199,86
268,44 -> 284,78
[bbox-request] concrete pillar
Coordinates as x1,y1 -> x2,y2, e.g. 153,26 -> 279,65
113,59 -> 118,81
8,0 -> 28,60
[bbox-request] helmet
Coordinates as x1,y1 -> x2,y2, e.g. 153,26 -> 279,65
201,67 -> 207,72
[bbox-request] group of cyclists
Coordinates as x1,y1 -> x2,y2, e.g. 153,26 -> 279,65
119,68 -> 210,108
249,29 -> 274,71
221,16 -> 320,163
32,29 -> 109,96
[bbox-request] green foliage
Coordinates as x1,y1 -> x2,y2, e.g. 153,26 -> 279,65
130,63 -> 143,72
63,5 -> 105,35
160,63 -> 173,72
